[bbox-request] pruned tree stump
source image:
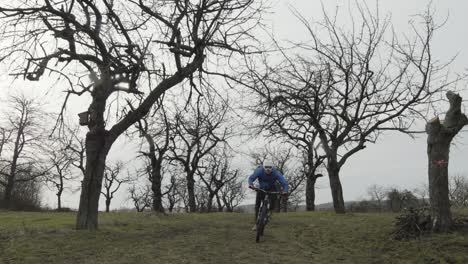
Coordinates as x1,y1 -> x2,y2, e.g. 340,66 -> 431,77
426,91 -> 468,232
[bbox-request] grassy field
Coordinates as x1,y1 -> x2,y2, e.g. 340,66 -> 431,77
0,210 -> 467,264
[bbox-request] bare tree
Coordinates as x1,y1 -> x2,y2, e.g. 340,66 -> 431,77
248,146 -> 288,168
219,177 -> 246,212
198,148 -> 238,212
0,0 -> 265,229
163,174 -> 180,213
61,125 -> 87,178
173,176 -> 189,213
427,92 -> 468,232
0,128 -> 12,159
248,148 -> 269,168
133,103 -> 172,213
128,184 -> 152,212
43,122 -> 85,210
241,4 -> 454,214
9,178 -> 43,211
195,184 -> 210,212
387,188 -> 418,212
286,165 -> 308,212
0,95 -> 49,209
43,138 -> 77,210
101,161 -> 132,212
413,183 -> 429,206
0,128 -> 12,203
170,94 -> 231,212
367,184 -> 387,211
449,174 -> 468,207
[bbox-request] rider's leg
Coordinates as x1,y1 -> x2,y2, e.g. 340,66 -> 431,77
254,191 -> 266,221
269,193 -> 277,212
253,192 -> 266,231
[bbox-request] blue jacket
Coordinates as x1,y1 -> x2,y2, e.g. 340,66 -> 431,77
248,167 -> 289,192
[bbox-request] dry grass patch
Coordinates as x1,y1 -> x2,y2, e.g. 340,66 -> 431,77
0,210 -> 467,263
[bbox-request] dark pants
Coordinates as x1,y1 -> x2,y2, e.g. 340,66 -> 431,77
254,191 -> 277,221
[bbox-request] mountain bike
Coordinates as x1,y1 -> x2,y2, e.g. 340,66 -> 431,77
252,188 -> 281,243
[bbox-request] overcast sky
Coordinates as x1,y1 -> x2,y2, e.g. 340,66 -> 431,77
2,0 -> 468,210
273,0 -> 468,203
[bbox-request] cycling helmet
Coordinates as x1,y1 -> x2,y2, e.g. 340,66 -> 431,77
263,160 -> 274,169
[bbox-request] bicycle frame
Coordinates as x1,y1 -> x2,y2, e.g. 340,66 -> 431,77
254,188 -> 280,242
257,189 -> 280,216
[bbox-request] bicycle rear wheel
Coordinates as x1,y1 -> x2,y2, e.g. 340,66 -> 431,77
256,204 -> 268,242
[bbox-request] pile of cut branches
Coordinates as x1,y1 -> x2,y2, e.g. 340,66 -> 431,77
452,214 -> 468,231
391,207 -> 432,240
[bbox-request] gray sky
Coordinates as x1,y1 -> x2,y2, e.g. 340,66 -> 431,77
2,0 -> 468,210
272,0 -> 468,203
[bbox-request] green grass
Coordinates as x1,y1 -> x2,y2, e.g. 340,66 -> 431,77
0,210 -> 467,264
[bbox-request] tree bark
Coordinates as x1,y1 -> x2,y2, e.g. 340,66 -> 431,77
3,120 -> 24,209
206,193 -> 215,212
105,198 -> 111,212
57,187 -> 63,210
151,167 -> 165,213
76,128 -> 110,229
187,173 -> 196,212
4,173 -> 15,209
216,194 -> 223,212
426,91 -> 468,232
328,163 -> 345,214
306,175 -> 317,211
142,133 -> 165,213
223,195 -> 233,212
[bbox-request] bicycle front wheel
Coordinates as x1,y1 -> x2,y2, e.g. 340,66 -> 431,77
256,204 -> 268,242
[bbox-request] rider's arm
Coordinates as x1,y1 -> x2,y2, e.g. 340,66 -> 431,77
248,167 -> 261,186
275,171 -> 289,193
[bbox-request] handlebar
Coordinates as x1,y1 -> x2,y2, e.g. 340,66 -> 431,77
249,186 -> 286,195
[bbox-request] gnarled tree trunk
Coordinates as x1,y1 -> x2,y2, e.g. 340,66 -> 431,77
76,89 -> 111,229
151,167 -> 165,213
206,193 -> 216,212
426,91 -> 468,232
105,198 -> 111,213
306,175 -> 317,211
76,128 -> 111,229
57,186 -> 63,210
305,143 -> 324,211
216,194 -> 223,212
328,162 -> 345,214
143,133 -> 165,213
3,118 -> 25,209
187,173 -> 196,212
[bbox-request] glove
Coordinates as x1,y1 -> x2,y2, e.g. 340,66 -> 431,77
248,185 -> 255,190
281,192 -> 289,197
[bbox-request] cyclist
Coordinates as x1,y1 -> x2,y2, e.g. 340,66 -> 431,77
248,160 -> 289,231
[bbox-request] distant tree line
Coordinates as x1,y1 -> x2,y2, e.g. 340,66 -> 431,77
347,179 -> 468,213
